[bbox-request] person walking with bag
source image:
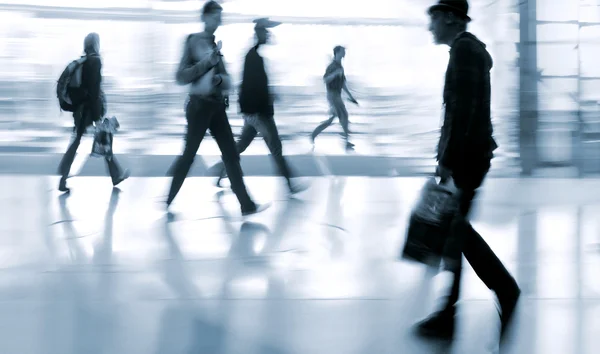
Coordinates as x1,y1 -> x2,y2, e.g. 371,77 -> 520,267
57,32 -> 129,193
414,0 -> 520,342
166,1 -> 269,216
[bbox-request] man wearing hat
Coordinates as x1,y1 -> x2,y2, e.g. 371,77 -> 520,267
415,0 -> 521,342
213,17 -> 308,195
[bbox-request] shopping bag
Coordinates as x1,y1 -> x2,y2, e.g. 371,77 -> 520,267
91,116 -> 119,158
400,177 -> 459,267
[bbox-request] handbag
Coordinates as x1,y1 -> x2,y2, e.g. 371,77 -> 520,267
400,177 -> 459,267
91,116 -> 119,159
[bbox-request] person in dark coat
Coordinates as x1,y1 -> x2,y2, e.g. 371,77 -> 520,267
57,32 -> 129,193
213,17 -> 307,195
414,0 -> 520,342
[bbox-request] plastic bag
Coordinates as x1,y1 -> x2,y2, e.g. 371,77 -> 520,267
91,116 -> 119,158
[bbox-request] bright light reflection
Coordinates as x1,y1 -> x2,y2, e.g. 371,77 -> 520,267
0,0 -> 150,8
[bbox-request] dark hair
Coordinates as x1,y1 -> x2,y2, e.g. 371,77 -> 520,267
333,46 -> 345,55
202,1 -> 222,15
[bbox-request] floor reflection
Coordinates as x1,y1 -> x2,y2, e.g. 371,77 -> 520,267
1,176 -> 600,353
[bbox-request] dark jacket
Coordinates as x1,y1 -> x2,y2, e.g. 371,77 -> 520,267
69,54 -> 103,127
436,32 -> 497,185
238,46 -> 273,117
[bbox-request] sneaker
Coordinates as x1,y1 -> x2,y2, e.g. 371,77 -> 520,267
215,173 -> 228,188
414,310 -> 456,340
113,169 -> 130,187
241,202 -> 271,217
498,284 -> 521,340
58,177 -> 70,193
289,180 -> 310,195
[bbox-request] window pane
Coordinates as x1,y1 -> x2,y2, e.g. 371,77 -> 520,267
581,44 -> 600,77
580,4 -> 600,23
539,78 -> 578,94
581,80 -> 600,101
580,25 -> 600,43
537,0 -> 579,22
537,24 -> 579,42
537,44 -> 578,76
539,94 -> 579,111
538,78 -> 578,111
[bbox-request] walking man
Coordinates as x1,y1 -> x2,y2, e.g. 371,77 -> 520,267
310,46 -> 359,151
415,0 -> 520,341
214,18 -> 308,195
166,1 -> 268,216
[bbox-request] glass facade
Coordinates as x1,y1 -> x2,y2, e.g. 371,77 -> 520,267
0,0 -> 520,162
534,0 -> 600,165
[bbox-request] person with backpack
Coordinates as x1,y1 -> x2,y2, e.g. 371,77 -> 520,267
212,18 -> 308,195
165,1 -> 269,216
56,32 -> 129,193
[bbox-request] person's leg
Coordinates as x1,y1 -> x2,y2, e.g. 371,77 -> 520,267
256,115 -> 293,181
105,154 -> 129,186
311,94 -> 337,143
236,116 -> 259,154
216,117 -> 258,186
209,103 -> 260,213
255,114 -> 308,194
166,97 -> 210,206
57,109 -> 86,192
310,117 -> 334,143
415,187 -> 475,338
335,99 -> 351,146
417,165 -> 520,339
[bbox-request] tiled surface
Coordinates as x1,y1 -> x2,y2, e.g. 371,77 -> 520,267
1,176 -> 600,353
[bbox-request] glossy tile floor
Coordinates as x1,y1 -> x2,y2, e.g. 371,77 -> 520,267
2,175 -> 600,354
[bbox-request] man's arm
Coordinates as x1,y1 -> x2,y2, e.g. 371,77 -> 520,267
342,80 -> 357,103
438,39 -> 481,169
175,35 -> 218,85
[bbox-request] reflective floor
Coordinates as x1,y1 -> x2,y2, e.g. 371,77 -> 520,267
1,176 -> 600,353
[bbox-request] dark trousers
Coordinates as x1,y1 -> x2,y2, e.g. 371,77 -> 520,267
58,109 -> 124,185
218,113 -> 293,186
442,164 -> 517,312
311,92 -> 350,143
167,95 -> 255,210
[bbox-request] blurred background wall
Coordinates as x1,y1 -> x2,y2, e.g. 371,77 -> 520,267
0,0 -> 598,175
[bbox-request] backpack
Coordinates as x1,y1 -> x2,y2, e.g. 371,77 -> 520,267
56,56 -> 87,112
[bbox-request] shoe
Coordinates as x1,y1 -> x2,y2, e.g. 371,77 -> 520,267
113,169 -> 130,187
289,180 -> 309,195
345,142 -> 355,151
414,309 -> 456,340
241,202 -> 271,217
498,284 -> 521,340
58,178 -> 70,193
215,174 -> 226,188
